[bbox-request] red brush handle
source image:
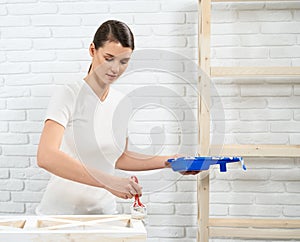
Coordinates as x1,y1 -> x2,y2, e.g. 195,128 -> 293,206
131,176 -> 145,208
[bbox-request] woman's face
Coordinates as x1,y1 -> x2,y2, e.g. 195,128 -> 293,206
90,41 -> 132,85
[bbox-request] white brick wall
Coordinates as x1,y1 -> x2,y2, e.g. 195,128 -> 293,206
1,1 -> 300,242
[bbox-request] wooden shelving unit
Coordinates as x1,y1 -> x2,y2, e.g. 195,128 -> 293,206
197,0 -> 300,241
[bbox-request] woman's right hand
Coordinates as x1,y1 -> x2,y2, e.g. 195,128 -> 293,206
104,176 -> 142,200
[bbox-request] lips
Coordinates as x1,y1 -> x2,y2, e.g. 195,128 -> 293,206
106,73 -> 117,80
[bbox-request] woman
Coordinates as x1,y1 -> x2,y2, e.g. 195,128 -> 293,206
36,20 -> 183,215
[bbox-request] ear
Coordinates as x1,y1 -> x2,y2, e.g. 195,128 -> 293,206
89,43 -> 95,57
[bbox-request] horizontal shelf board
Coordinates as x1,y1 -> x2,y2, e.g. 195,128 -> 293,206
210,67 -> 300,77
210,144 -> 300,157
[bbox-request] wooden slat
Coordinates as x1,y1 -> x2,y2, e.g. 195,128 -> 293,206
211,144 -> 300,157
197,0 -> 211,242
209,218 -> 300,228
209,227 -> 300,239
211,66 -> 300,77
212,0 -> 299,2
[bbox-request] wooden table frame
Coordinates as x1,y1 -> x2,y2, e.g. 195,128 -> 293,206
197,0 -> 300,241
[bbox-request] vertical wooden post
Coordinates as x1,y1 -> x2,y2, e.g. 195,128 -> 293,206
197,0 -> 211,242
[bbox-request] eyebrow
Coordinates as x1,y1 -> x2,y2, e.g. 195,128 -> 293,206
105,53 -> 114,57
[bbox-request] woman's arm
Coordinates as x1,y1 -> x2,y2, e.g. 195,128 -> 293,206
115,138 -> 174,171
37,120 -> 142,199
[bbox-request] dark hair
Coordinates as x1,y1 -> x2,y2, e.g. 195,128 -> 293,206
88,20 -> 135,74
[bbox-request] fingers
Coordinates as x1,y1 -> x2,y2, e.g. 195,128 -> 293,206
129,177 -> 143,197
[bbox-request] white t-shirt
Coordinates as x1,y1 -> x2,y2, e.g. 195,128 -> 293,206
36,79 -> 131,215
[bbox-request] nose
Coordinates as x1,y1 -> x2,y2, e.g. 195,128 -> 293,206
111,61 -> 120,74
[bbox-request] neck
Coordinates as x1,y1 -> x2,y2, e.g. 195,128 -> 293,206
84,72 -> 110,101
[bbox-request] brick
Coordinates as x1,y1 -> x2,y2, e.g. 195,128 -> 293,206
7,51 -> 56,62
0,39 -> 32,51
229,205 -> 282,217
0,169 -> 9,178
211,193 -> 254,204
131,108 -> 184,121
271,121 -> 300,132
212,10 -> 237,23
236,134 -> 289,145
216,121 -> 268,133
136,36 -> 186,48
148,215 -> 197,226
210,180 -> 231,192
284,206 -> 300,217
10,122 -> 43,133
0,16 -> 30,26
270,47 -> 300,58
177,181 -> 197,192
150,192 -> 196,203
30,85 -> 55,97
295,85 -> 300,95
0,134 -> 28,144
0,110 -> 26,121
256,194 -> 300,205
81,14 -> 133,26
131,25 -> 152,36
216,169 -> 270,181
215,47 -> 269,59
52,26 -> 94,38
111,1 -> 160,13
147,227 -> 185,238
211,35 -> 240,47
185,227 -> 197,238
186,12 -> 197,24
285,181 -> 300,193
5,74 -> 52,86
2,145 -> 38,156
240,109 -> 292,121
153,24 -> 197,36
27,109 -> 46,121
268,97 -> 300,108
294,110 -> 300,121
247,158 -> 295,169
2,26 -> 51,38
261,23 -> 300,34
291,134 -> 300,144
240,34 -> 296,46
0,122 -> 8,132
10,168 -> 50,180
7,98 -> 49,109
0,180 -> 24,191
174,203 -> 196,215
59,3 -> 108,14
239,10 -> 292,21
147,203 -> 174,215
32,62 -> 81,73
141,180 -> 176,192
0,202 -> 25,213
296,10 -> 300,20
212,23 -> 260,35
209,204 -> 228,216
135,13 -> 185,24
0,192 -> 10,201
31,15 -> 81,26
266,2 -> 300,9
33,39 -> 82,50
0,63 -> 30,74
56,50 -> 89,61
212,2 -> 264,10
231,181 -> 285,193
0,87 -> 30,98
270,170 -> 300,181
7,3 -> 57,15
0,156 -> 30,168
0,4 -> 7,15
12,191 -> 43,202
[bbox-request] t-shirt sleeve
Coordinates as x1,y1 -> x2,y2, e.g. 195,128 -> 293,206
44,85 -> 73,128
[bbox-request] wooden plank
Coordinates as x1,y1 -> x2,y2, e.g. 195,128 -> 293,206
209,218 -> 300,228
211,67 -> 300,77
210,144 -> 300,157
197,0 -> 211,242
215,0 -> 300,1
209,227 -> 300,239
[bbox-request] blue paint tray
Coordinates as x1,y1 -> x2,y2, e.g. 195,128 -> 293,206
167,156 -> 246,172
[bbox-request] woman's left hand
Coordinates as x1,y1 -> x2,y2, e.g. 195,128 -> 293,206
165,154 -> 201,176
